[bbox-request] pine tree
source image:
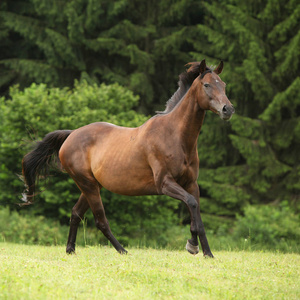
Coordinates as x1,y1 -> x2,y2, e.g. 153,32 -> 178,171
0,0 -> 204,112
2,0 -> 298,233
189,0 -> 300,222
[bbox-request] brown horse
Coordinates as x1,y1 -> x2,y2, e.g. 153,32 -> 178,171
21,59 -> 234,257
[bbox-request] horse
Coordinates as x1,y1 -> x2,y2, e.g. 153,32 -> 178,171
21,59 -> 235,257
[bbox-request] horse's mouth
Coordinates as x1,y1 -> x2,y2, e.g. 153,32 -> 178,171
221,114 -> 233,121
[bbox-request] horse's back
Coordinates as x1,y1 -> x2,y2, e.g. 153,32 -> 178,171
59,122 -> 122,164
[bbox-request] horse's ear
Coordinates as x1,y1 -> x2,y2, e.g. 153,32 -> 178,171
214,61 -> 223,74
199,59 -> 206,74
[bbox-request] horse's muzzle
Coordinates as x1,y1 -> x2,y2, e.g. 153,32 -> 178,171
221,104 -> 235,120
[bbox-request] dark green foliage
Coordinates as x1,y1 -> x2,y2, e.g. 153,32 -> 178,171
233,203 -> 300,252
193,0 -> 300,222
2,205 -> 298,253
0,81 -> 144,203
0,205 -> 177,248
0,0 -> 203,111
100,192 -> 178,247
0,0 -> 299,247
0,207 -> 66,245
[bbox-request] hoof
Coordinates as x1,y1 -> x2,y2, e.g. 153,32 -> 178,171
118,248 -> 128,255
204,252 -> 214,258
66,247 -> 76,255
185,240 -> 199,255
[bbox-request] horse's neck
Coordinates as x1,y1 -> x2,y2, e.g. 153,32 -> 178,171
167,85 -> 205,151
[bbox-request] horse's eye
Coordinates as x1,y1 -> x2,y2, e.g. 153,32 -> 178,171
204,83 -> 210,88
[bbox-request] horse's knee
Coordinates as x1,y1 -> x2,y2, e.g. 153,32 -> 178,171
186,196 -> 198,210
70,210 -> 82,225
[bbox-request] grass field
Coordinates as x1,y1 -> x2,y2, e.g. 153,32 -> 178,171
0,243 -> 299,300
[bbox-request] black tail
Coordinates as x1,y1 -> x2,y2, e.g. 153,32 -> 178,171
21,130 -> 73,204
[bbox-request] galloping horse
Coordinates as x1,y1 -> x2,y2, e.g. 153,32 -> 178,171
22,60 -> 234,257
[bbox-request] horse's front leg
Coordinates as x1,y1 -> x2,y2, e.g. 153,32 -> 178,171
161,177 -> 213,258
185,183 -> 213,257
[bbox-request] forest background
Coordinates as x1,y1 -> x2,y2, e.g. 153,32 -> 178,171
0,0 -> 299,252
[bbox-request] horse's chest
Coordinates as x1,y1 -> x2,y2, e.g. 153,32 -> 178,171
177,164 -> 197,186
167,153 -> 198,184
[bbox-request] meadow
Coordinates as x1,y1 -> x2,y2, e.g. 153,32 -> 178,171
0,243 -> 299,300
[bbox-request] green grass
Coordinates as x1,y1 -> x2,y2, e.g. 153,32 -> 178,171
0,243 -> 299,300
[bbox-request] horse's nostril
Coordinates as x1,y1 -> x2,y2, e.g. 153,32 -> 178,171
223,105 -> 234,115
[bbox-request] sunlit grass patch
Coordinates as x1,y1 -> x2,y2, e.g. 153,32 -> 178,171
0,243 -> 299,299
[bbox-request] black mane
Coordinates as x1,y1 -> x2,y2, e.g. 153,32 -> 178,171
156,63 -> 213,114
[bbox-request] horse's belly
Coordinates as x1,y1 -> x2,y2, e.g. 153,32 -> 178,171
95,167 -> 157,196
92,150 -> 157,196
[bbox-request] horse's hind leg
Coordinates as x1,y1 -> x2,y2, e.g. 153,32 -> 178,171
73,175 -> 127,254
66,193 -> 90,254
93,192 -> 127,254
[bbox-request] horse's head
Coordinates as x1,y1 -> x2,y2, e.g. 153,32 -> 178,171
193,60 -> 235,121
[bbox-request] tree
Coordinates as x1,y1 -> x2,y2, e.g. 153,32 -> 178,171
1,0 -> 299,238
0,0 -> 204,112
187,0 -> 300,225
